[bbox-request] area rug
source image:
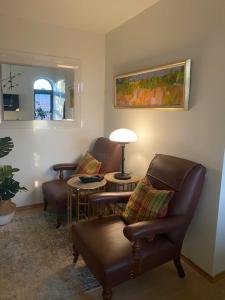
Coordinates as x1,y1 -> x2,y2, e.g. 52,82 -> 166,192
0,209 -> 100,300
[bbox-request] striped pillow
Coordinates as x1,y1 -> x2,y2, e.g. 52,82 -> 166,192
75,152 -> 102,175
122,179 -> 174,224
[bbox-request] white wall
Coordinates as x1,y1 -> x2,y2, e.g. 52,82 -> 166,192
0,15 -> 105,207
105,0 -> 225,275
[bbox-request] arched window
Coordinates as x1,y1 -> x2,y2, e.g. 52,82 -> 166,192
33,79 -> 53,120
34,79 -> 52,90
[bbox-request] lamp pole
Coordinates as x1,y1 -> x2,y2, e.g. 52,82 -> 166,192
115,143 -> 131,180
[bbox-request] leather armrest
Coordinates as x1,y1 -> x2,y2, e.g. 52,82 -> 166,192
123,216 -> 186,242
53,163 -> 77,180
53,163 -> 77,171
88,192 -> 132,205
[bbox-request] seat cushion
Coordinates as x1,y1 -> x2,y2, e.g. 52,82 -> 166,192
42,179 -> 86,216
42,179 -> 67,203
72,215 -> 176,287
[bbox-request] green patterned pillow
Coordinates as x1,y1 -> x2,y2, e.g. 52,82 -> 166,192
75,152 -> 102,175
122,179 -> 174,224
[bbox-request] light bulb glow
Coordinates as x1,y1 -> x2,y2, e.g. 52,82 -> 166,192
109,128 -> 137,143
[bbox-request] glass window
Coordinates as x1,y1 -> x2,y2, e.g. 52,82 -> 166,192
54,80 -> 65,120
33,79 -> 53,120
34,79 -> 52,90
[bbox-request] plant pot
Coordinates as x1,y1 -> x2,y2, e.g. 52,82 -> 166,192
0,200 -> 16,226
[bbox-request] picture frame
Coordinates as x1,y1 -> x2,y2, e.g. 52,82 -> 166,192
114,59 -> 191,110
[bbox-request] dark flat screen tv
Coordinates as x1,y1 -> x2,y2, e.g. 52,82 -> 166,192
3,94 -> 19,111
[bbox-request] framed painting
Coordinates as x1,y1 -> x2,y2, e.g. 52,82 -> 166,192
114,59 -> 191,110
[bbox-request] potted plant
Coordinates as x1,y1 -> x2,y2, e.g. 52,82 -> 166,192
0,137 -> 27,225
35,107 -> 48,120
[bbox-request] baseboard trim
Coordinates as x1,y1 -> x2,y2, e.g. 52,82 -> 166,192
181,255 -> 225,283
16,203 -> 44,211
213,270 -> 225,283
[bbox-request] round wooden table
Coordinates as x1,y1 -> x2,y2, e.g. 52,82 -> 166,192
104,172 -> 139,192
67,176 -> 106,237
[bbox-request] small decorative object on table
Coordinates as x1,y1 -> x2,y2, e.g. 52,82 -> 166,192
0,137 -> 27,225
79,175 -> 104,184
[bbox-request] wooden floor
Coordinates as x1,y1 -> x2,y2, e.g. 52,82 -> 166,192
14,207 -> 225,300
75,261 -> 225,300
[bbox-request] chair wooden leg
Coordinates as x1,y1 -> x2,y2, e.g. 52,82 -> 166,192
56,215 -> 62,229
73,244 -> 79,264
102,287 -> 112,300
174,256 -> 185,278
43,198 -> 48,211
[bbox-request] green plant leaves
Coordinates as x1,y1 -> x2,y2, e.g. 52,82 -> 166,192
0,137 -> 14,158
0,136 -> 27,200
0,165 -> 19,182
0,177 -> 27,200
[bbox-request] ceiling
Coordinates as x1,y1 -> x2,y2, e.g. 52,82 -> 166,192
0,0 -> 159,34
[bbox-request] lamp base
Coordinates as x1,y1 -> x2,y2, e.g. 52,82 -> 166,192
114,172 -> 131,180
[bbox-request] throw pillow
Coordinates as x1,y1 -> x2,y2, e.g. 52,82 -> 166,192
75,152 -> 102,175
122,179 -> 174,224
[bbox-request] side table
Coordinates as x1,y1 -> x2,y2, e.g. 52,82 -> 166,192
104,172 -> 139,192
67,176 -> 106,237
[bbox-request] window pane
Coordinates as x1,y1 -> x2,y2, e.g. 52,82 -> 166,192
54,80 -> 65,120
34,94 -> 51,120
34,79 -> 52,90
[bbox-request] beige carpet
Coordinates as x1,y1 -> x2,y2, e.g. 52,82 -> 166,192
0,208 -> 99,300
1,208 -> 225,300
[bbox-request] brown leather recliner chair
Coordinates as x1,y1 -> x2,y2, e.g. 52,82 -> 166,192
42,137 -> 121,227
72,154 -> 206,300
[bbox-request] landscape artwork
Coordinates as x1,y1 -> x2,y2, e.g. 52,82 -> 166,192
115,59 -> 191,109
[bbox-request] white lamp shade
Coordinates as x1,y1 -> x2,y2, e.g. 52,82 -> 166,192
109,128 -> 137,143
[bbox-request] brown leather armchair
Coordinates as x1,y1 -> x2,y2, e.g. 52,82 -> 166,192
72,154 -> 206,300
42,137 -> 121,227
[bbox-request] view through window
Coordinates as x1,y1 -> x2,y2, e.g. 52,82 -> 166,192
34,79 -> 53,120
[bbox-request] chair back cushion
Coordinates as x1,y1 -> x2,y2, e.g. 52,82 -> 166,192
147,154 -> 206,245
90,137 -> 121,174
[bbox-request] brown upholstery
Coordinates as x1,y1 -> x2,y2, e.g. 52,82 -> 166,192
72,154 -> 206,300
42,137 -> 121,227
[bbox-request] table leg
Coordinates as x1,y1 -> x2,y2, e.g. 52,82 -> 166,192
87,190 -> 90,218
67,188 -> 72,239
76,189 -> 80,222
